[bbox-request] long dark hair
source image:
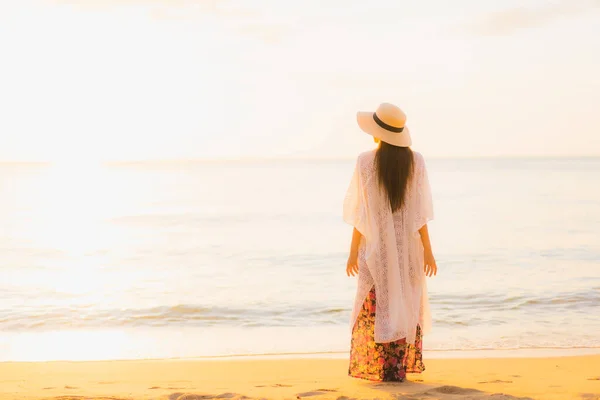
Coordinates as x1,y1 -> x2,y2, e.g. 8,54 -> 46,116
374,141 -> 414,213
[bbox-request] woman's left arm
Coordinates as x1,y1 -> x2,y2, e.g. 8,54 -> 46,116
346,228 -> 362,277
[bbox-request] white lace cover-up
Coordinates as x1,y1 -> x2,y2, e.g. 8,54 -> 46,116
344,150 -> 434,344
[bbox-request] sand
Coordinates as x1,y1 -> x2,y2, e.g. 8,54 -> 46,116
0,355 -> 599,400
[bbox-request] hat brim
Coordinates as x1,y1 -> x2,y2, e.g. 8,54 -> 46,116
357,112 -> 412,147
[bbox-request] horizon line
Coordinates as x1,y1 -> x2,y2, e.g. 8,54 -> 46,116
1,154 -> 600,165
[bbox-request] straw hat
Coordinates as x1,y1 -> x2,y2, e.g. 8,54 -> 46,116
357,103 -> 412,147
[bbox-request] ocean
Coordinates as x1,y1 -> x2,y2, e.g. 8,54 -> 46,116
1,157 -> 599,362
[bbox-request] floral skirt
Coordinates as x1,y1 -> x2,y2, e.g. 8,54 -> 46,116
348,287 -> 425,382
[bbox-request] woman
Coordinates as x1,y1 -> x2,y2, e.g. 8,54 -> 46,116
343,102 -> 437,382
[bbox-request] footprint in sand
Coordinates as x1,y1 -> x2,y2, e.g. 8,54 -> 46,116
172,393 -> 247,400
256,384 -> 293,388
427,386 -> 482,395
296,389 -> 338,398
477,380 -> 513,384
52,397 -> 126,400
153,386 -> 186,390
587,377 -> 600,381
418,386 -> 534,400
171,393 -> 209,400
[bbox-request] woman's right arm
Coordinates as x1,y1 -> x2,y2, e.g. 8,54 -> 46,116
418,224 -> 437,277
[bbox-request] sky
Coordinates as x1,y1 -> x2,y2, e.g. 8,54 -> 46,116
0,0 -> 599,162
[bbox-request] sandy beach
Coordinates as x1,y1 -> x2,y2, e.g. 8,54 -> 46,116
1,355 -> 598,400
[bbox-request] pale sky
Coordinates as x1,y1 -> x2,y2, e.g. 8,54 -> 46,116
0,0 -> 599,162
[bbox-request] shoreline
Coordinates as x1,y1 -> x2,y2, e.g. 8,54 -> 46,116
1,355 -> 599,400
178,347 -> 600,362
2,346 -> 600,364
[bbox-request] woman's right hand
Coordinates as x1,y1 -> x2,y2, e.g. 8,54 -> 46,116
424,250 -> 437,277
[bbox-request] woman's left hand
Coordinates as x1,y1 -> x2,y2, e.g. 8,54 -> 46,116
346,253 -> 359,277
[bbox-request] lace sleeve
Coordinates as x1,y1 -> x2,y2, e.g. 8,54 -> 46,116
414,153 -> 434,236
343,157 -> 368,236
